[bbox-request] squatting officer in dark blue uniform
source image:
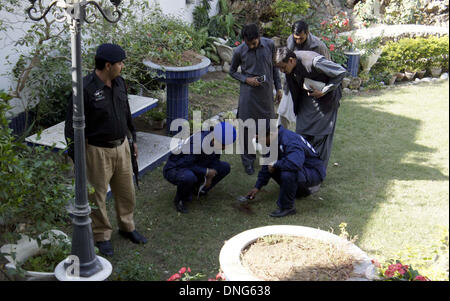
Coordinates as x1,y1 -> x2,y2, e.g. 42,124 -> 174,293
246,123 -> 326,217
163,122 -> 236,213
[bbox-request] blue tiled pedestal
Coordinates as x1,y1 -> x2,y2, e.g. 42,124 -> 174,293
144,56 -> 211,135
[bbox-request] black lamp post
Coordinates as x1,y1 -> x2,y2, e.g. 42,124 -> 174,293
26,0 -> 122,280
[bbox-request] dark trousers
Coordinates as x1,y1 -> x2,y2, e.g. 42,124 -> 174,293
270,167 -> 323,210
240,126 -> 256,168
164,161 -> 231,202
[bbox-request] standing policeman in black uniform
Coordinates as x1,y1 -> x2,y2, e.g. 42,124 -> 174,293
65,43 -> 147,257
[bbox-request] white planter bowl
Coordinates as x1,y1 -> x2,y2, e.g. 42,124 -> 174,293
1,229 -> 69,280
219,225 -> 376,281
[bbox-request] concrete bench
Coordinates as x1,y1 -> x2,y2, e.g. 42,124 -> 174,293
25,95 -> 158,150
25,95 -> 180,195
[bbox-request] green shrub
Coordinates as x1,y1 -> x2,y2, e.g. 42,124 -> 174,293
146,108 -> 166,122
28,52 -> 72,128
264,0 -> 310,40
84,2 -> 203,85
374,36 -> 449,74
193,0 -> 211,30
0,101 -> 73,240
207,0 -> 241,41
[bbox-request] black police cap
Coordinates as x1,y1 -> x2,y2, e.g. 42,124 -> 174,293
95,43 -> 126,63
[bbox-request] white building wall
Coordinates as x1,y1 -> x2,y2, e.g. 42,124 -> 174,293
0,1 -> 33,92
152,0 -> 219,24
0,0 -> 219,93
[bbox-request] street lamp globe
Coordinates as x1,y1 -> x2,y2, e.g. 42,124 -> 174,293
110,0 -> 122,6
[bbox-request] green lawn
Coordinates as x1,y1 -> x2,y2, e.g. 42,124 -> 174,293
106,80 -> 449,281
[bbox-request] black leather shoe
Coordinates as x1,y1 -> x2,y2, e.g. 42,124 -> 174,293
308,184 -> 321,195
118,230 -> 148,244
296,186 -> 312,198
245,165 -> 254,175
269,207 -> 296,217
95,240 -> 114,257
175,200 -> 188,213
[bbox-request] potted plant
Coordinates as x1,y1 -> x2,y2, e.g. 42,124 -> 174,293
1,230 -> 70,280
146,109 -> 166,130
341,35 -> 362,78
429,61 -> 442,78
384,61 -> 401,85
404,69 -> 416,81
415,58 -> 427,79
142,13 -> 211,135
219,225 -> 376,281
357,37 -> 383,74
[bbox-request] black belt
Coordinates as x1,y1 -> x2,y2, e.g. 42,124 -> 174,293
88,137 -> 125,148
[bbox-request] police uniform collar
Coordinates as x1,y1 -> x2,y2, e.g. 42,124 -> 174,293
92,70 -> 120,89
92,71 -> 106,89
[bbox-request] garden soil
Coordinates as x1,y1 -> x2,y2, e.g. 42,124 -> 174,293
148,50 -> 202,67
240,235 -> 356,281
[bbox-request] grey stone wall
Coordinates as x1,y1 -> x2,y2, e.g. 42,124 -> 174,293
420,0 -> 449,27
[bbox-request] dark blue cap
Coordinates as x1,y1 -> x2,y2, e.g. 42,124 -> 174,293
95,43 -> 126,63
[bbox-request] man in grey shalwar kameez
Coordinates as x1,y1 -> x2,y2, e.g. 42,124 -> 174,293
230,24 -> 282,175
274,47 -> 347,179
278,20 -> 332,130
287,20 -> 331,60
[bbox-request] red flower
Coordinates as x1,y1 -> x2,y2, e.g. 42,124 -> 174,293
342,19 -> 349,27
414,275 -> 429,281
329,44 -> 335,51
179,267 -> 186,274
187,267 -> 191,273
347,36 -> 353,43
216,272 -> 225,280
234,41 -> 240,46
384,270 -> 395,278
387,264 -> 397,271
167,273 -> 181,281
168,31 -> 172,35
371,259 -> 381,268
320,20 -> 327,26
322,36 -> 329,41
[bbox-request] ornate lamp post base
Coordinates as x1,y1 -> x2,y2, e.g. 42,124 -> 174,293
55,256 -> 112,281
